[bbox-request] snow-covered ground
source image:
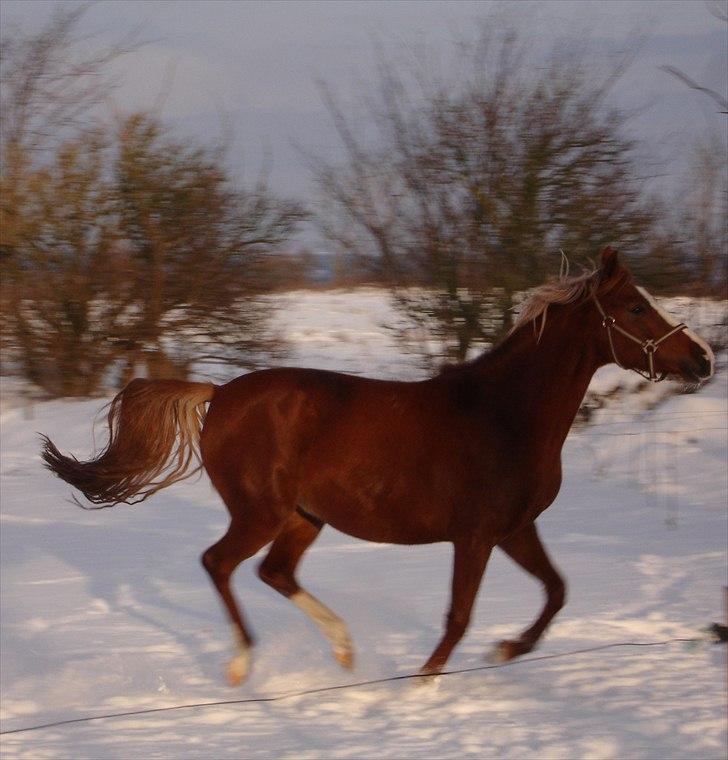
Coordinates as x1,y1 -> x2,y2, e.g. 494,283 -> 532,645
1,289 -> 726,759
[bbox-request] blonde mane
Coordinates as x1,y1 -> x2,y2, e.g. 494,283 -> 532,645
511,268 -> 598,341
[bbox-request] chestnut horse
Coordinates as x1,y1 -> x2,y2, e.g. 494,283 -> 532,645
41,248 -> 714,684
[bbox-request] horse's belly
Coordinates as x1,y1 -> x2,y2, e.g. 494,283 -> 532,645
318,514 -> 448,545
300,481 -> 452,545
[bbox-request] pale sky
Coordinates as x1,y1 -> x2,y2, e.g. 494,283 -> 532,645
2,0 -> 726,241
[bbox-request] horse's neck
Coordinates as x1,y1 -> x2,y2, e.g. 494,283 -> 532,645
475,312 -> 601,451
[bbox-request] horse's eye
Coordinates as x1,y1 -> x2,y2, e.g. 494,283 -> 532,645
629,304 -> 647,316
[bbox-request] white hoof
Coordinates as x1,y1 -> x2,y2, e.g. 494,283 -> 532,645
485,643 -> 509,665
227,648 -> 250,686
414,673 -> 442,689
334,645 -> 354,670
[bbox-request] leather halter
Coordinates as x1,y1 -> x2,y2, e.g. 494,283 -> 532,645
592,293 -> 687,383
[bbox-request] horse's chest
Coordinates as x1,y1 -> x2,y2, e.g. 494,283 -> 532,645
512,456 -> 563,521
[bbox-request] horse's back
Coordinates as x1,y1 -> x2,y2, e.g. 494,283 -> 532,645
204,367 -> 386,434
202,366 -> 429,469
199,367 -> 405,515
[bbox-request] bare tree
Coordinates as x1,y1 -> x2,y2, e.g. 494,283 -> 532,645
314,26 -> 658,363
654,131 -> 728,301
0,3 -> 141,163
113,113 -> 306,383
657,2 -> 727,299
658,0 -> 727,114
0,2 -> 143,385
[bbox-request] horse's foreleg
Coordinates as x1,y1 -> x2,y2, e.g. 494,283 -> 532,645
201,517 -> 281,685
420,540 -> 491,676
490,521 -> 566,662
257,509 -> 354,669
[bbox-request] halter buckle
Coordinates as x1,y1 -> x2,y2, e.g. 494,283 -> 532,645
602,315 -> 616,328
642,340 -> 657,355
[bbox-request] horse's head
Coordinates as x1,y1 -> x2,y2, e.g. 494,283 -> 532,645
592,247 -> 714,383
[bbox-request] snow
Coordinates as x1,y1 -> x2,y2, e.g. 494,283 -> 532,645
1,289 -> 726,759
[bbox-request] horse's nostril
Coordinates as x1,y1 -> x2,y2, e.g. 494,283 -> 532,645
697,353 -> 712,377
679,355 -> 711,382
686,353 -> 712,379
690,344 -> 712,374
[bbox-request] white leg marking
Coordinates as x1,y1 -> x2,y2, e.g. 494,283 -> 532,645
636,286 -> 715,377
227,626 -> 250,685
290,590 -> 354,668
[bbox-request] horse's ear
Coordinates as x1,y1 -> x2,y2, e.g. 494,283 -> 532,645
600,246 -> 620,280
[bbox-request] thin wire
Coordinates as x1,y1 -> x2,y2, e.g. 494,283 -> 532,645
0,637 -> 703,737
589,411 -> 727,426
578,427 -> 727,437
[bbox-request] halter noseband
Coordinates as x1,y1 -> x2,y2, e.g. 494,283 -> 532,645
592,292 -> 687,383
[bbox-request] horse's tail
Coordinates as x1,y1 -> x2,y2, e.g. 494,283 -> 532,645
41,378 -> 217,508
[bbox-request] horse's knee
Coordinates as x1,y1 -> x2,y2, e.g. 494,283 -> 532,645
201,546 -> 230,580
445,611 -> 471,639
201,547 -> 216,574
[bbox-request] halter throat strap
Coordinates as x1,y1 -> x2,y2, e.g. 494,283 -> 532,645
591,292 -> 687,382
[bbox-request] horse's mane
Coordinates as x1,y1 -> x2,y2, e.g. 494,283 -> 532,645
510,268 -> 598,341
439,263 -> 629,376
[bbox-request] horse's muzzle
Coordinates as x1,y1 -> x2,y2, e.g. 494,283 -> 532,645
679,350 -> 713,382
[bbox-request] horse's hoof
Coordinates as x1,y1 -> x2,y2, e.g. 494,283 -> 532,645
414,672 -> 442,688
226,650 -> 250,686
418,661 -> 443,678
334,646 -> 354,670
485,642 -> 509,664
486,639 -> 531,664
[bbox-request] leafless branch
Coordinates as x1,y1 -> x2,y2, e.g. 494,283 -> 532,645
1,3 -> 145,160
658,65 -> 728,114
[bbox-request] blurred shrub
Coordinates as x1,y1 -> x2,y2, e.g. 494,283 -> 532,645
0,116 -> 305,397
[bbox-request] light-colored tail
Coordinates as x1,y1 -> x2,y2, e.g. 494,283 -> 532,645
41,378 -> 216,507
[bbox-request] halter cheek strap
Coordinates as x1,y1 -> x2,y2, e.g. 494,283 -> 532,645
592,293 -> 687,383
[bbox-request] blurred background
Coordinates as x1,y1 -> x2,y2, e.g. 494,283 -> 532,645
1,0 -> 726,396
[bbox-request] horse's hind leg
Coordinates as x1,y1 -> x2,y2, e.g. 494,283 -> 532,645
201,513 -> 284,685
489,522 -> 566,662
257,509 -> 354,670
